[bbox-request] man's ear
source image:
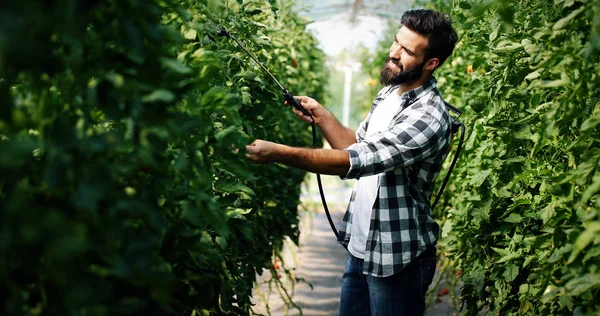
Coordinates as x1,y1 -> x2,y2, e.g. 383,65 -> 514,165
424,58 -> 439,71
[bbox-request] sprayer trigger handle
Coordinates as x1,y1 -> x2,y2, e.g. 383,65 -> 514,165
283,90 -> 311,117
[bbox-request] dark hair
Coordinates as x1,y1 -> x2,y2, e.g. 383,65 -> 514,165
400,9 -> 458,68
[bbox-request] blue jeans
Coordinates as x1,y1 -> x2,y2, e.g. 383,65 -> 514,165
339,249 -> 437,316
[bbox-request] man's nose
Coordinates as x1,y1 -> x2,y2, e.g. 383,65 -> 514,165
389,46 -> 401,59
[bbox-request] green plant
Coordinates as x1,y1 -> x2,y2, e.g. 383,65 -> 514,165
420,0 -> 600,314
0,0 -> 326,315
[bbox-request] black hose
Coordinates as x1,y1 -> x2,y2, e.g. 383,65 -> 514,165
311,121 -> 339,238
431,121 -> 465,210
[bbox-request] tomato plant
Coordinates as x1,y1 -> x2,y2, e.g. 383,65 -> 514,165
423,0 -> 600,314
0,0 -> 326,315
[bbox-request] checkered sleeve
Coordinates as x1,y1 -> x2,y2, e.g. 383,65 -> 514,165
343,95 -> 449,180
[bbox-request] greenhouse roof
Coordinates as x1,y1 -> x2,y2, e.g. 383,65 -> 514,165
295,0 -> 415,25
295,0 -> 417,56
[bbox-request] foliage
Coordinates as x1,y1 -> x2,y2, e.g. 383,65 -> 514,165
0,0 -> 326,315
414,0 -> 600,314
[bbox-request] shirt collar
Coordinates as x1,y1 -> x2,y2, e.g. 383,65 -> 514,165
392,76 -> 437,101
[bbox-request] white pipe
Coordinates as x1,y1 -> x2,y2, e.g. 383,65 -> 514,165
342,65 -> 352,127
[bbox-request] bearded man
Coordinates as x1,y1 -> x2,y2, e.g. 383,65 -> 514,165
246,9 -> 458,316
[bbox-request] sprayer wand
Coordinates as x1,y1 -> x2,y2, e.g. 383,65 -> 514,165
218,28 -> 341,239
217,29 -> 311,117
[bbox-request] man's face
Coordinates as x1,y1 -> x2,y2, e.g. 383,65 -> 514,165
380,26 -> 429,86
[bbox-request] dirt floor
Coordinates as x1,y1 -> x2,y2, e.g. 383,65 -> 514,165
251,206 -> 459,316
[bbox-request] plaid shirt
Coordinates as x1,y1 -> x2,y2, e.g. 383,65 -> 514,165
339,77 -> 452,277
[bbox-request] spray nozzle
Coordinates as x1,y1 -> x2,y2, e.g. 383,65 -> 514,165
283,90 -> 311,117
217,28 -> 230,38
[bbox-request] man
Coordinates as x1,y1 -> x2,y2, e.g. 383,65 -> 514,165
246,9 -> 458,316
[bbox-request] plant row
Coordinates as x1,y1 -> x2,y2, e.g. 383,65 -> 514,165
0,0 -> 327,315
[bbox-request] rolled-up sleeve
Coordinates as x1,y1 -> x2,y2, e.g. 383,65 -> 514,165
342,102 -> 449,180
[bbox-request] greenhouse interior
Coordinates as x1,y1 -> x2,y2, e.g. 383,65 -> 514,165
0,0 -> 598,315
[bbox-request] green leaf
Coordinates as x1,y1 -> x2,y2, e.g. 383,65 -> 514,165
504,213 -> 523,223
537,72 -> 570,88
142,89 -> 175,103
492,247 -> 511,256
508,196 -> 531,212
235,70 -> 261,82
215,125 -> 239,143
251,35 -> 271,47
568,222 -> 600,263
494,40 -> 523,53
470,169 -> 492,186
580,113 -> 600,132
200,86 -> 237,111
471,199 -> 492,222
559,294 -> 574,310
497,251 -> 521,264
519,300 -> 532,315
459,1 -> 472,9
564,273 -> 600,296
463,264 -> 486,292
524,71 -> 541,81
548,244 -> 573,263
502,264 -> 519,281
215,236 -> 227,248
513,125 -> 539,142
226,208 -> 252,220
553,6 -> 585,30
583,246 -> 600,262
519,283 -> 529,294
183,28 -> 197,40
580,174 -> 600,204
540,202 -> 556,225
214,180 -> 256,197
161,58 -> 192,74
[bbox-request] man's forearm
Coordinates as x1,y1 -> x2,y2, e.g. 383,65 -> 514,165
317,111 -> 357,150
275,144 -> 350,177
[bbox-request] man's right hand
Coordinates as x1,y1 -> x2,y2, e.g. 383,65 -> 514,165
287,96 -> 328,125
288,95 -> 357,150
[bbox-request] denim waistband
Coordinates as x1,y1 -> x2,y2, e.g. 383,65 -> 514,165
420,246 -> 437,259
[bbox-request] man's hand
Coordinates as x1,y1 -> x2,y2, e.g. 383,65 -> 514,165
288,96 -> 329,125
287,96 -> 356,150
246,139 -> 280,164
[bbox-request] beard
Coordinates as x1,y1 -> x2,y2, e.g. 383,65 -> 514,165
379,57 -> 425,86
